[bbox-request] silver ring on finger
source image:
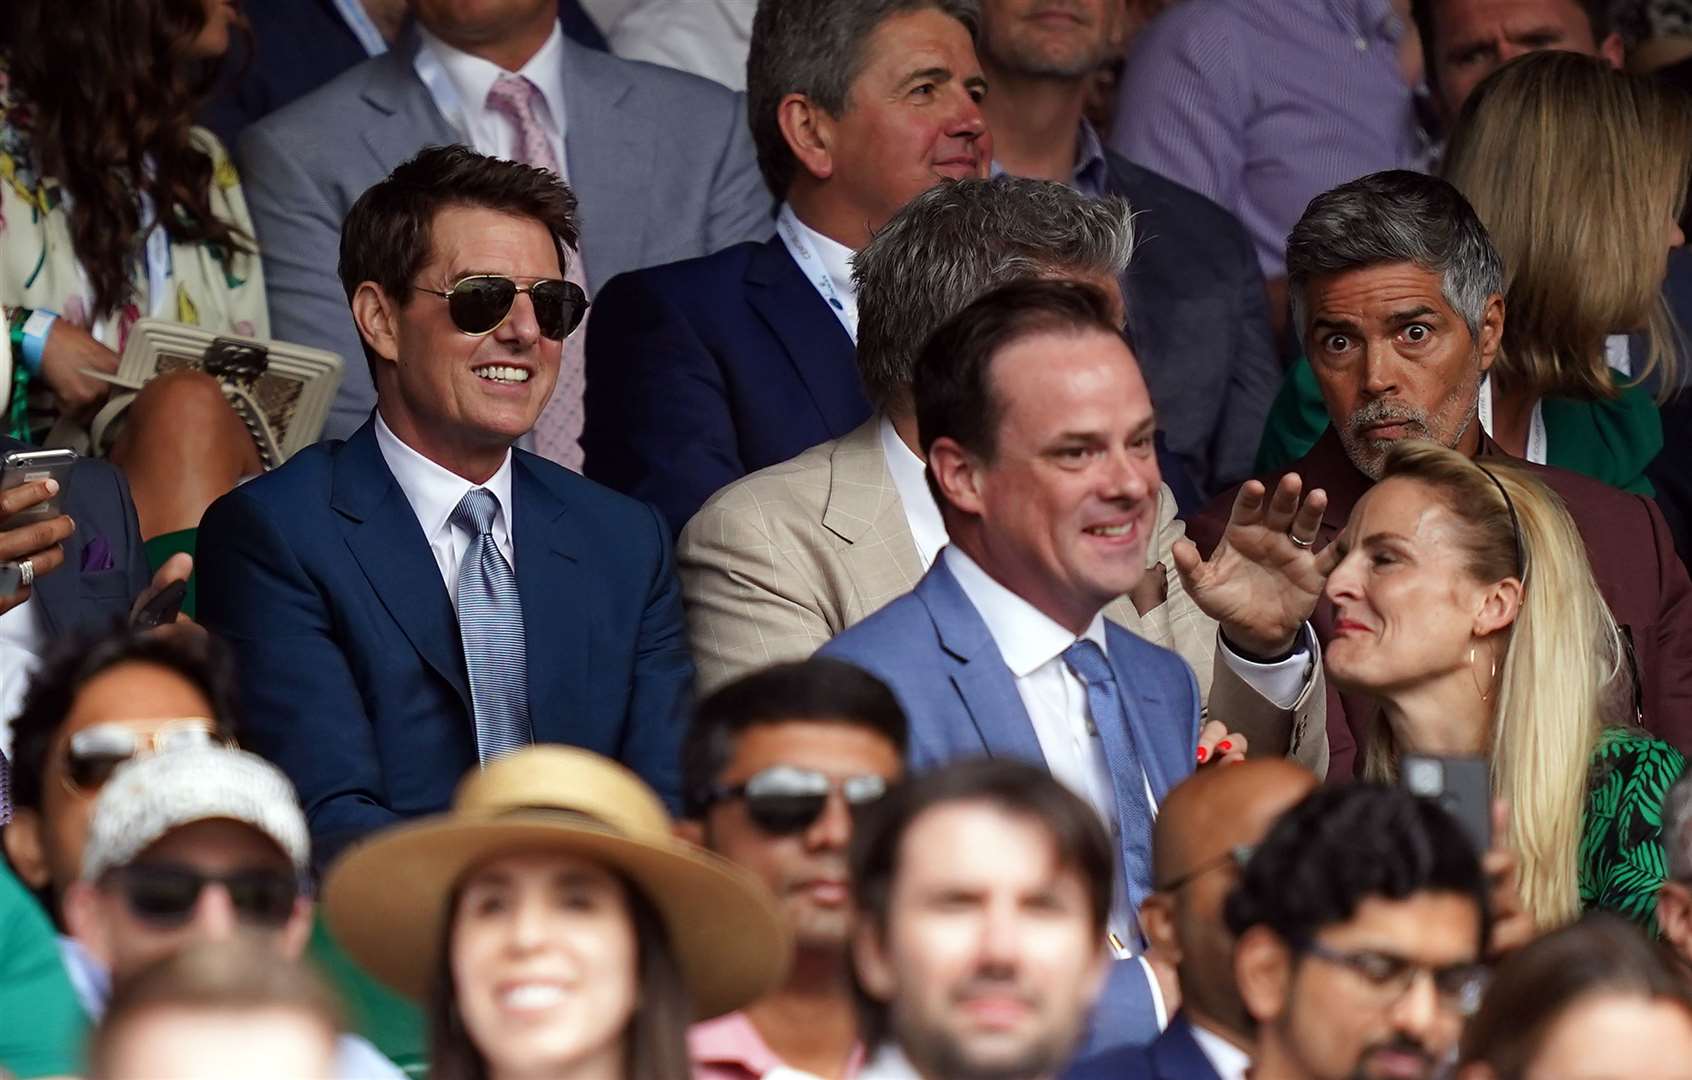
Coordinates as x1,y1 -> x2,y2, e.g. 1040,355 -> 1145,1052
1288,533 -> 1315,549
18,558 -> 35,588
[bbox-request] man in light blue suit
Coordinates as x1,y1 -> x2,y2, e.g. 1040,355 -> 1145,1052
821,279 -> 1336,1056
238,0 -> 774,441
198,149 -> 692,868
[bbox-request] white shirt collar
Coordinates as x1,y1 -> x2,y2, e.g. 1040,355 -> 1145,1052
878,414 -> 948,568
941,545 -> 1107,677
776,201 -> 860,337
1189,1022 -> 1252,1080
373,411 -> 515,554
856,1044 -> 923,1080
416,19 -> 567,146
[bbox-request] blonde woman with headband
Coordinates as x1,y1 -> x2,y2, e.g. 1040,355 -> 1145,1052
1439,49 -> 1692,494
1323,440 -> 1685,934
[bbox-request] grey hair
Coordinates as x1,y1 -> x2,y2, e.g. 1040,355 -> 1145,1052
1666,770 -> 1692,883
747,0 -> 981,198
1286,170 -> 1504,345
852,176 -> 1136,414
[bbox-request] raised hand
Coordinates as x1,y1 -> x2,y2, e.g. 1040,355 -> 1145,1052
1171,473 -> 1339,658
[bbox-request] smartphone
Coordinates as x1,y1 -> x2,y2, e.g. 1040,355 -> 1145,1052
132,579 -> 188,629
0,448 -> 77,529
1401,754 -> 1492,856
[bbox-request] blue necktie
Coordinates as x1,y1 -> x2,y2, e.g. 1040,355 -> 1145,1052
1062,639 -> 1155,920
451,488 -> 531,762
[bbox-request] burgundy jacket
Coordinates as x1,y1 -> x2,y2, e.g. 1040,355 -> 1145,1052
1189,428 -> 1692,779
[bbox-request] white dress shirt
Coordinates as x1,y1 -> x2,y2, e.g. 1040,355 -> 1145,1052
374,413 -> 516,611
775,201 -> 860,339
414,20 -> 572,180
1190,1022 -> 1251,1080
885,415 -> 1312,709
0,599 -> 48,758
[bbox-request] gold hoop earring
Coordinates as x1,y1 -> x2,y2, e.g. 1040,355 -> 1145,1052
1469,644 -> 1498,703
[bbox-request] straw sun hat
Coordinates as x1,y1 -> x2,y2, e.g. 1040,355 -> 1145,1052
323,746 -> 791,1020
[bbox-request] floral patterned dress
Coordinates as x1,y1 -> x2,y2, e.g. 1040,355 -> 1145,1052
0,55 -> 267,438
1580,725 -> 1688,933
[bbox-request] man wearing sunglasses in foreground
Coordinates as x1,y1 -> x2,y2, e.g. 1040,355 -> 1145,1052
678,658 -> 908,1080
60,744 -> 401,1079
197,146 -> 694,867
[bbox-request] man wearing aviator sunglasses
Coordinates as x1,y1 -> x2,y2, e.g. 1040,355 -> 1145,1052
1225,784 -> 1491,1080
59,745 -> 403,1080
678,659 -> 908,1080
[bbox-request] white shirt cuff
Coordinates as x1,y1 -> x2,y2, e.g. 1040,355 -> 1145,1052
1217,624 -> 1313,711
1138,955 -> 1170,1032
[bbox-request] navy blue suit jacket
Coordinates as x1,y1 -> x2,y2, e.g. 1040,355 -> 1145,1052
196,420 -> 693,866
201,1 -> 607,150
581,236 -> 866,535
1064,1014 -> 1226,1080
0,440 -> 150,824
818,556 -> 1201,1055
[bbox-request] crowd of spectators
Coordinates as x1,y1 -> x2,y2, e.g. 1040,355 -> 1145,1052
6,0 -> 1692,1078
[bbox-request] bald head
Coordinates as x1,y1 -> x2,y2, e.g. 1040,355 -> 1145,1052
1141,760 -> 1318,1045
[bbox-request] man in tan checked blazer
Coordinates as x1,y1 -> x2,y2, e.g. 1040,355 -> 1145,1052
680,178 -> 1327,775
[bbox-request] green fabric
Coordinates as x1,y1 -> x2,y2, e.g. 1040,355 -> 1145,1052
1255,356 -> 1664,494
1580,727 -> 1688,933
0,864 -> 87,1078
142,527 -> 198,619
309,916 -> 428,1078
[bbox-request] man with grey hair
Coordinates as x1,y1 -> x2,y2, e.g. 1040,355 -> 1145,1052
974,0 -> 1279,497
1657,770 -> 1692,978
681,176 -> 1327,775
1190,169 -> 1692,776
583,0 -> 991,534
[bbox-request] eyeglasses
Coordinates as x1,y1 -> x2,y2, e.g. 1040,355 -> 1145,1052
1155,844 -> 1255,893
104,862 -> 300,929
61,718 -> 232,796
413,275 -> 588,341
698,766 -> 890,835
1301,940 -> 1489,1016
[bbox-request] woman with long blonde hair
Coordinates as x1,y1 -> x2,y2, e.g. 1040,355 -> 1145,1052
1440,49 -> 1692,493
1324,440 -> 1685,931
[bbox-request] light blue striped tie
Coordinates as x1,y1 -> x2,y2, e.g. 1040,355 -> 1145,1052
452,488 -> 531,763
1062,639 -> 1155,923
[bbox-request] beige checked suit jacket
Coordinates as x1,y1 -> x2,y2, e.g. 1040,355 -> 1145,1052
679,419 -> 1327,775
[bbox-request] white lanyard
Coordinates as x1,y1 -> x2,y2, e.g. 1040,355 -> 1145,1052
330,0 -> 390,57
1476,374 -> 1548,464
775,203 -> 857,342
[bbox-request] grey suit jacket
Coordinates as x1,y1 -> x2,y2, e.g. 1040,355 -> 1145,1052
678,418 -> 1327,774
237,27 -> 774,439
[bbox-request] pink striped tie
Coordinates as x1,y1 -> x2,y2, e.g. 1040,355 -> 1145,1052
486,73 -> 587,471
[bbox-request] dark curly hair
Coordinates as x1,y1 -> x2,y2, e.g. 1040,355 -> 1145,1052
1,0 -> 251,319
1224,782 -> 1491,953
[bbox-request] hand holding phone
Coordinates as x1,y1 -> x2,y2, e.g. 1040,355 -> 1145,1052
0,449 -> 77,529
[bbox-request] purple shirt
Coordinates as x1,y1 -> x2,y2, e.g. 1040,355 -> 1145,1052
1109,0 -> 1425,277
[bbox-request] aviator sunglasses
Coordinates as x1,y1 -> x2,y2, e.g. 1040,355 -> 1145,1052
104,862 -> 300,929
414,274 -> 589,341
61,719 -> 232,797
697,765 -> 890,835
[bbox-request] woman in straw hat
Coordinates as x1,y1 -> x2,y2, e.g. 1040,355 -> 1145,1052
323,746 -> 792,1080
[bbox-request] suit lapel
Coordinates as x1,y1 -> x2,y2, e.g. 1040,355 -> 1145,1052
561,40 -> 650,289
1153,1016 -> 1225,1080
1105,625 -> 1181,802
359,32 -> 461,174
825,421 -> 926,613
510,456 -> 588,737
916,561 -> 1048,765
745,238 -> 863,432
332,423 -> 470,711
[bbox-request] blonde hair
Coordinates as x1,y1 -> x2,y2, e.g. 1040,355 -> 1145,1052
1361,442 -> 1628,929
1442,50 -> 1692,401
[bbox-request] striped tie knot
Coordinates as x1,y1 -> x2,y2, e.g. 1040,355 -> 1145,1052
452,488 -> 500,537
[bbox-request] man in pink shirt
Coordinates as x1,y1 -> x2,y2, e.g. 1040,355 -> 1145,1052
679,659 -> 908,1079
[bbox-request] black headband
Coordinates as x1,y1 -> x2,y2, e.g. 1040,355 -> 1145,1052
1478,465 -> 1527,578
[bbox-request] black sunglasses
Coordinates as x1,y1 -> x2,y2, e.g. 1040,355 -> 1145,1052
104,862 -> 299,929
414,275 -> 588,341
699,766 -> 890,835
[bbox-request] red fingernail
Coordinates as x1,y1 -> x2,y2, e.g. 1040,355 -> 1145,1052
1218,740 -> 1232,753
1196,747 -> 1209,763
